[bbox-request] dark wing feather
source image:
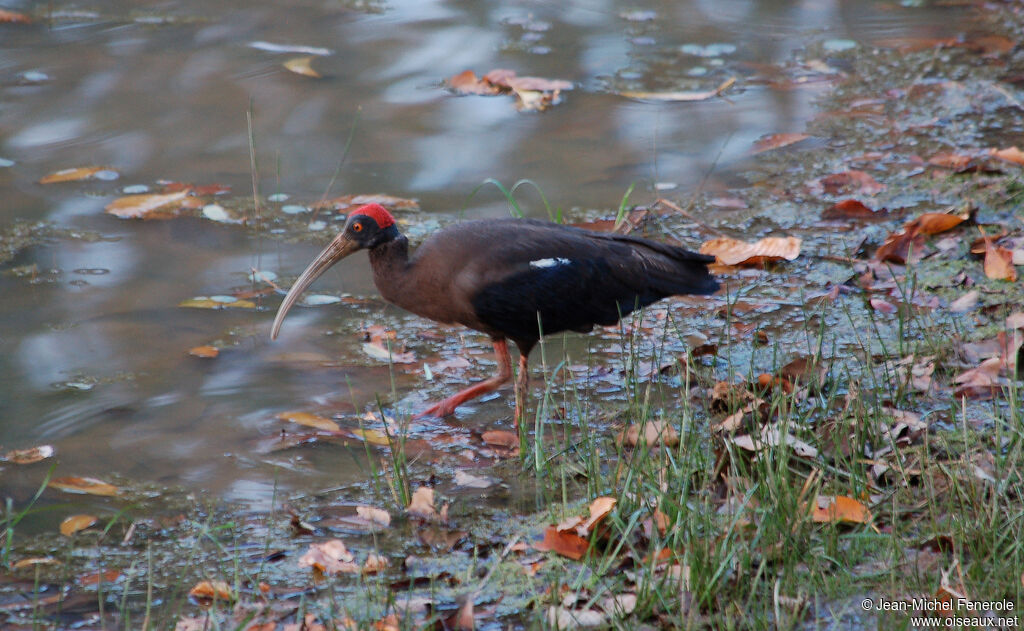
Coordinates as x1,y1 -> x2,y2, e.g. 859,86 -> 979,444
457,219 -> 718,349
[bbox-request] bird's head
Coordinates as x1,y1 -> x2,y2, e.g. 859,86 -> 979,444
270,203 -> 398,340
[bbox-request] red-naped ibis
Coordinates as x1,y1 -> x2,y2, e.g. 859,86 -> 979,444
270,203 -> 718,424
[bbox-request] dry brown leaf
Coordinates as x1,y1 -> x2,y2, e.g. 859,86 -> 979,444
349,427 -> 391,446
363,553 -> 389,575
752,132 -> 810,154
298,539 -> 359,575
188,580 -> 235,602
700,236 -> 801,266
4,444 -> 55,464
811,495 -> 872,524
907,211 -> 968,236
38,166 -> 116,184
810,170 -> 885,196
453,470 -> 494,489
954,356 -> 1005,399
990,146 -> 1024,166
317,193 -> 419,211
188,345 -> 219,358
983,241 -> 1017,281
277,410 -> 341,432
617,420 -> 679,447
362,340 -> 416,364
12,557 -> 61,569
356,505 -> 392,527
535,525 -> 590,560
619,77 -> 735,102
821,199 -> 887,220
407,487 -> 439,521
949,290 -> 979,313
105,190 -> 190,219
579,497 -> 616,536
0,9 -> 31,22
481,429 -> 519,449
60,514 -> 97,536
283,56 -> 321,78
49,476 -> 120,497
447,70 -> 502,95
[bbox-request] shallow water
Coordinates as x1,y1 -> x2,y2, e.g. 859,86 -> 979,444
0,0 -> 978,508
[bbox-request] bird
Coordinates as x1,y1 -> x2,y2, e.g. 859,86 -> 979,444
270,203 -> 719,425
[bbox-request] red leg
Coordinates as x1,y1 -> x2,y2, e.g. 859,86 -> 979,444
415,340 -> 512,419
513,353 -> 529,427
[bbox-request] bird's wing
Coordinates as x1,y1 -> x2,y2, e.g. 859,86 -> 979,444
438,219 -> 717,348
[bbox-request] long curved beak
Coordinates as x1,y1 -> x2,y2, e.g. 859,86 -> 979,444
270,234 -> 361,340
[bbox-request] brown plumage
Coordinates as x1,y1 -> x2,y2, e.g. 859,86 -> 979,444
271,203 -> 718,424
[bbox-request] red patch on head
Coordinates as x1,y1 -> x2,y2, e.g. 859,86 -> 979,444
354,203 -> 395,229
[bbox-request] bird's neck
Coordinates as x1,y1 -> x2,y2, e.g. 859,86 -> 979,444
368,235 -> 411,303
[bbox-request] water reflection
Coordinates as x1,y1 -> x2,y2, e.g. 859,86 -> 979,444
0,0 -> 974,505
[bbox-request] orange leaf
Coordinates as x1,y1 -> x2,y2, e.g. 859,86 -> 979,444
991,146 -> 1024,166
278,411 -> 341,432
811,495 -> 872,524
49,476 -> 120,497
105,190 -> 190,219
4,444 -> 55,464
283,56 -> 321,78
752,132 -> 809,154
481,429 -> 519,449
298,540 -> 359,575
821,199 -> 886,220
535,525 -> 590,560
188,580 -> 235,602
188,345 -> 219,358
907,211 -> 967,236
447,70 -> 502,95
0,9 -> 31,23
60,514 -> 97,536
700,236 -> 801,266
406,487 -> 440,521
579,497 -> 616,535
984,242 -> 1017,281
38,166 -> 117,184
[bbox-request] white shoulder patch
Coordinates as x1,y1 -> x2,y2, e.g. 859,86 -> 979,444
530,257 -> 571,269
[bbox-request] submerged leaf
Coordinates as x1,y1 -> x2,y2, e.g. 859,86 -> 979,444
283,55 -> 321,78
39,166 -> 118,184
278,411 -> 341,432
4,444 -> 55,464
49,476 -> 119,497
105,190 -> 190,219
60,514 -> 97,536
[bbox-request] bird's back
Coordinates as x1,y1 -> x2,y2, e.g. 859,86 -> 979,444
403,218 -> 718,350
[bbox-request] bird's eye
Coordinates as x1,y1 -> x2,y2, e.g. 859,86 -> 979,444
352,222 -> 363,233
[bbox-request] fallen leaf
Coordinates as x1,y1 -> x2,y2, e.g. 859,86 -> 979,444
4,444 -> 55,464
481,429 -> 519,449
283,55 -> 321,78
617,420 -> 679,447
579,497 -> 616,536
809,170 -> 885,196
77,569 -> 122,586
317,193 -> 419,212
363,554 -> 389,575
178,296 -> 257,309
362,341 -> 416,364
12,557 -> 61,569
60,514 -> 97,536
811,495 -> 872,524
619,77 -> 735,102
535,525 -> 590,560
49,477 -> 119,497
990,146 -> 1024,166
0,9 -> 31,23
454,470 -> 494,489
298,539 -> 359,575
907,211 -> 968,236
821,199 -> 887,220
105,190 -> 190,219
700,236 -> 801,266
983,240 -> 1017,281
278,411 -> 341,432
870,297 -> 897,314
407,487 -> 440,521
547,606 -> 606,628
447,70 -> 502,95
349,427 -> 392,446
949,290 -> 979,313
188,345 -> 219,358
356,505 -> 392,528
39,166 -> 117,184
954,356 -> 1005,399
446,69 -> 572,110
188,580 -> 235,602
752,132 -> 810,154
